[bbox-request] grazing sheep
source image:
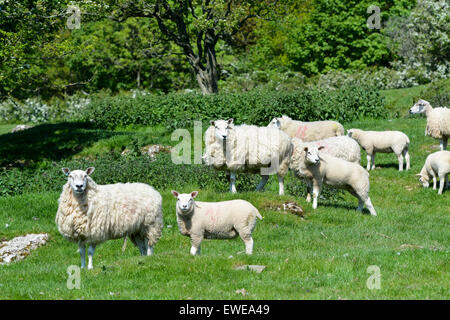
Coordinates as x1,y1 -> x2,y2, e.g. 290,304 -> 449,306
347,129 -> 410,171
268,115 -> 344,141
203,118 -> 292,195
290,145 -> 377,216
416,150 -> 450,194
409,99 -> 450,150
171,190 -> 262,255
55,167 -> 164,269
291,136 -> 361,202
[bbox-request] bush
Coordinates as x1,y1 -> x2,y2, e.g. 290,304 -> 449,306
79,85 -> 387,130
419,78 -> 450,108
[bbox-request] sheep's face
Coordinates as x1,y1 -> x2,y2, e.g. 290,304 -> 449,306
211,119 -> 233,141
62,167 -> 95,195
304,146 -> 324,165
409,99 -> 430,114
347,129 -> 356,138
171,190 -> 198,214
416,173 -> 429,187
268,118 -> 281,129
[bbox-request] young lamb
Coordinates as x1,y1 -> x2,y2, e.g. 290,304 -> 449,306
290,145 -> 377,216
416,150 -> 450,195
55,167 -> 164,269
171,190 -> 262,255
347,129 -> 410,171
203,118 -> 293,195
268,115 -> 344,141
409,99 -> 450,150
291,136 -> 361,202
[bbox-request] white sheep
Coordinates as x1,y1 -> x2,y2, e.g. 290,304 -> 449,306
291,136 -> 361,202
290,145 -> 377,216
416,150 -> 450,194
347,128 -> 410,171
203,118 -> 292,195
409,99 -> 450,150
171,190 -> 262,255
55,167 -> 164,269
268,115 -> 344,141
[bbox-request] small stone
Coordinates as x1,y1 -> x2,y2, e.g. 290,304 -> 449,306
235,288 -> 247,296
234,265 -> 266,273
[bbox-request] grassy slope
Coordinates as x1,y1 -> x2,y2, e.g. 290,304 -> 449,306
0,87 -> 448,300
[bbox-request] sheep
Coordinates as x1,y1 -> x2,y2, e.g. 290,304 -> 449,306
268,115 -> 344,141
347,129 -> 410,171
171,190 -> 262,255
409,99 -> 450,150
290,145 -> 377,216
203,118 -> 293,195
55,167 -> 164,269
416,150 -> 450,194
291,136 -> 361,202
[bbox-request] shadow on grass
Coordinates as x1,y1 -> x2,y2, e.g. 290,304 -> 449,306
0,122 -> 127,166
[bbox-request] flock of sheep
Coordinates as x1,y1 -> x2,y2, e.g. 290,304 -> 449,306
55,99 -> 449,269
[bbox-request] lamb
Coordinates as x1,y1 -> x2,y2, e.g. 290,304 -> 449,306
409,99 -> 450,150
171,190 -> 262,255
203,118 -> 293,195
347,129 -> 410,171
290,145 -> 377,216
416,150 -> 450,194
268,115 -> 344,141
55,167 -> 164,269
291,136 -> 361,202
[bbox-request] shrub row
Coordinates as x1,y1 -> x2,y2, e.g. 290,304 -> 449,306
79,85 -> 387,130
0,153 -> 341,200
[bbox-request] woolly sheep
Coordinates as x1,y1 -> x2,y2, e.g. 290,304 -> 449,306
347,129 -> 410,171
290,145 -> 377,216
203,118 -> 293,195
416,150 -> 450,194
291,136 -> 361,202
409,99 -> 450,150
171,190 -> 262,255
55,167 -> 164,269
268,115 -> 344,141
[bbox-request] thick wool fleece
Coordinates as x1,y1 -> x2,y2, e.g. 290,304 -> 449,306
55,178 -> 163,247
292,136 -> 361,164
203,124 -> 292,176
425,107 -> 450,140
349,129 -> 410,155
278,116 -> 344,141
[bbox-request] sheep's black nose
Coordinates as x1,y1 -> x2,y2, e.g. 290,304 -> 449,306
76,184 -> 83,189
222,135 -> 227,139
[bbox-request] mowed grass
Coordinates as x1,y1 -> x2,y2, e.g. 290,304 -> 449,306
0,114 -> 448,300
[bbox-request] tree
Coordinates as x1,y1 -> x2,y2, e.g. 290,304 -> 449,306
104,0 -> 283,94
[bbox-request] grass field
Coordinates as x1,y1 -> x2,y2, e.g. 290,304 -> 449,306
0,88 -> 448,300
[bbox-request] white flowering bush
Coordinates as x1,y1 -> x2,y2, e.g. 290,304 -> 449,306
385,0 -> 449,84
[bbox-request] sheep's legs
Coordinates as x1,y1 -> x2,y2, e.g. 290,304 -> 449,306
440,138 -> 448,151
397,153 -> 404,171
256,175 -> 269,192
366,154 -> 375,170
305,179 -> 312,202
403,149 -> 410,170
243,237 -> 254,255
438,174 -> 446,194
365,197 -> 377,216
229,172 -> 237,193
87,244 -> 96,270
277,174 -> 285,196
190,234 -> 203,255
312,180 -> 321,209
78,243 -> 86,269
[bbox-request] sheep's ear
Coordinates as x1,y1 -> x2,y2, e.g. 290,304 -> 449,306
191,191 -> 199,198
318,146 -> 325,150
85,167 -> 95,176
210,120 -> 215,126
171,190 -> 179,198
62,168 -> 70,176
227,118 -> 234,125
